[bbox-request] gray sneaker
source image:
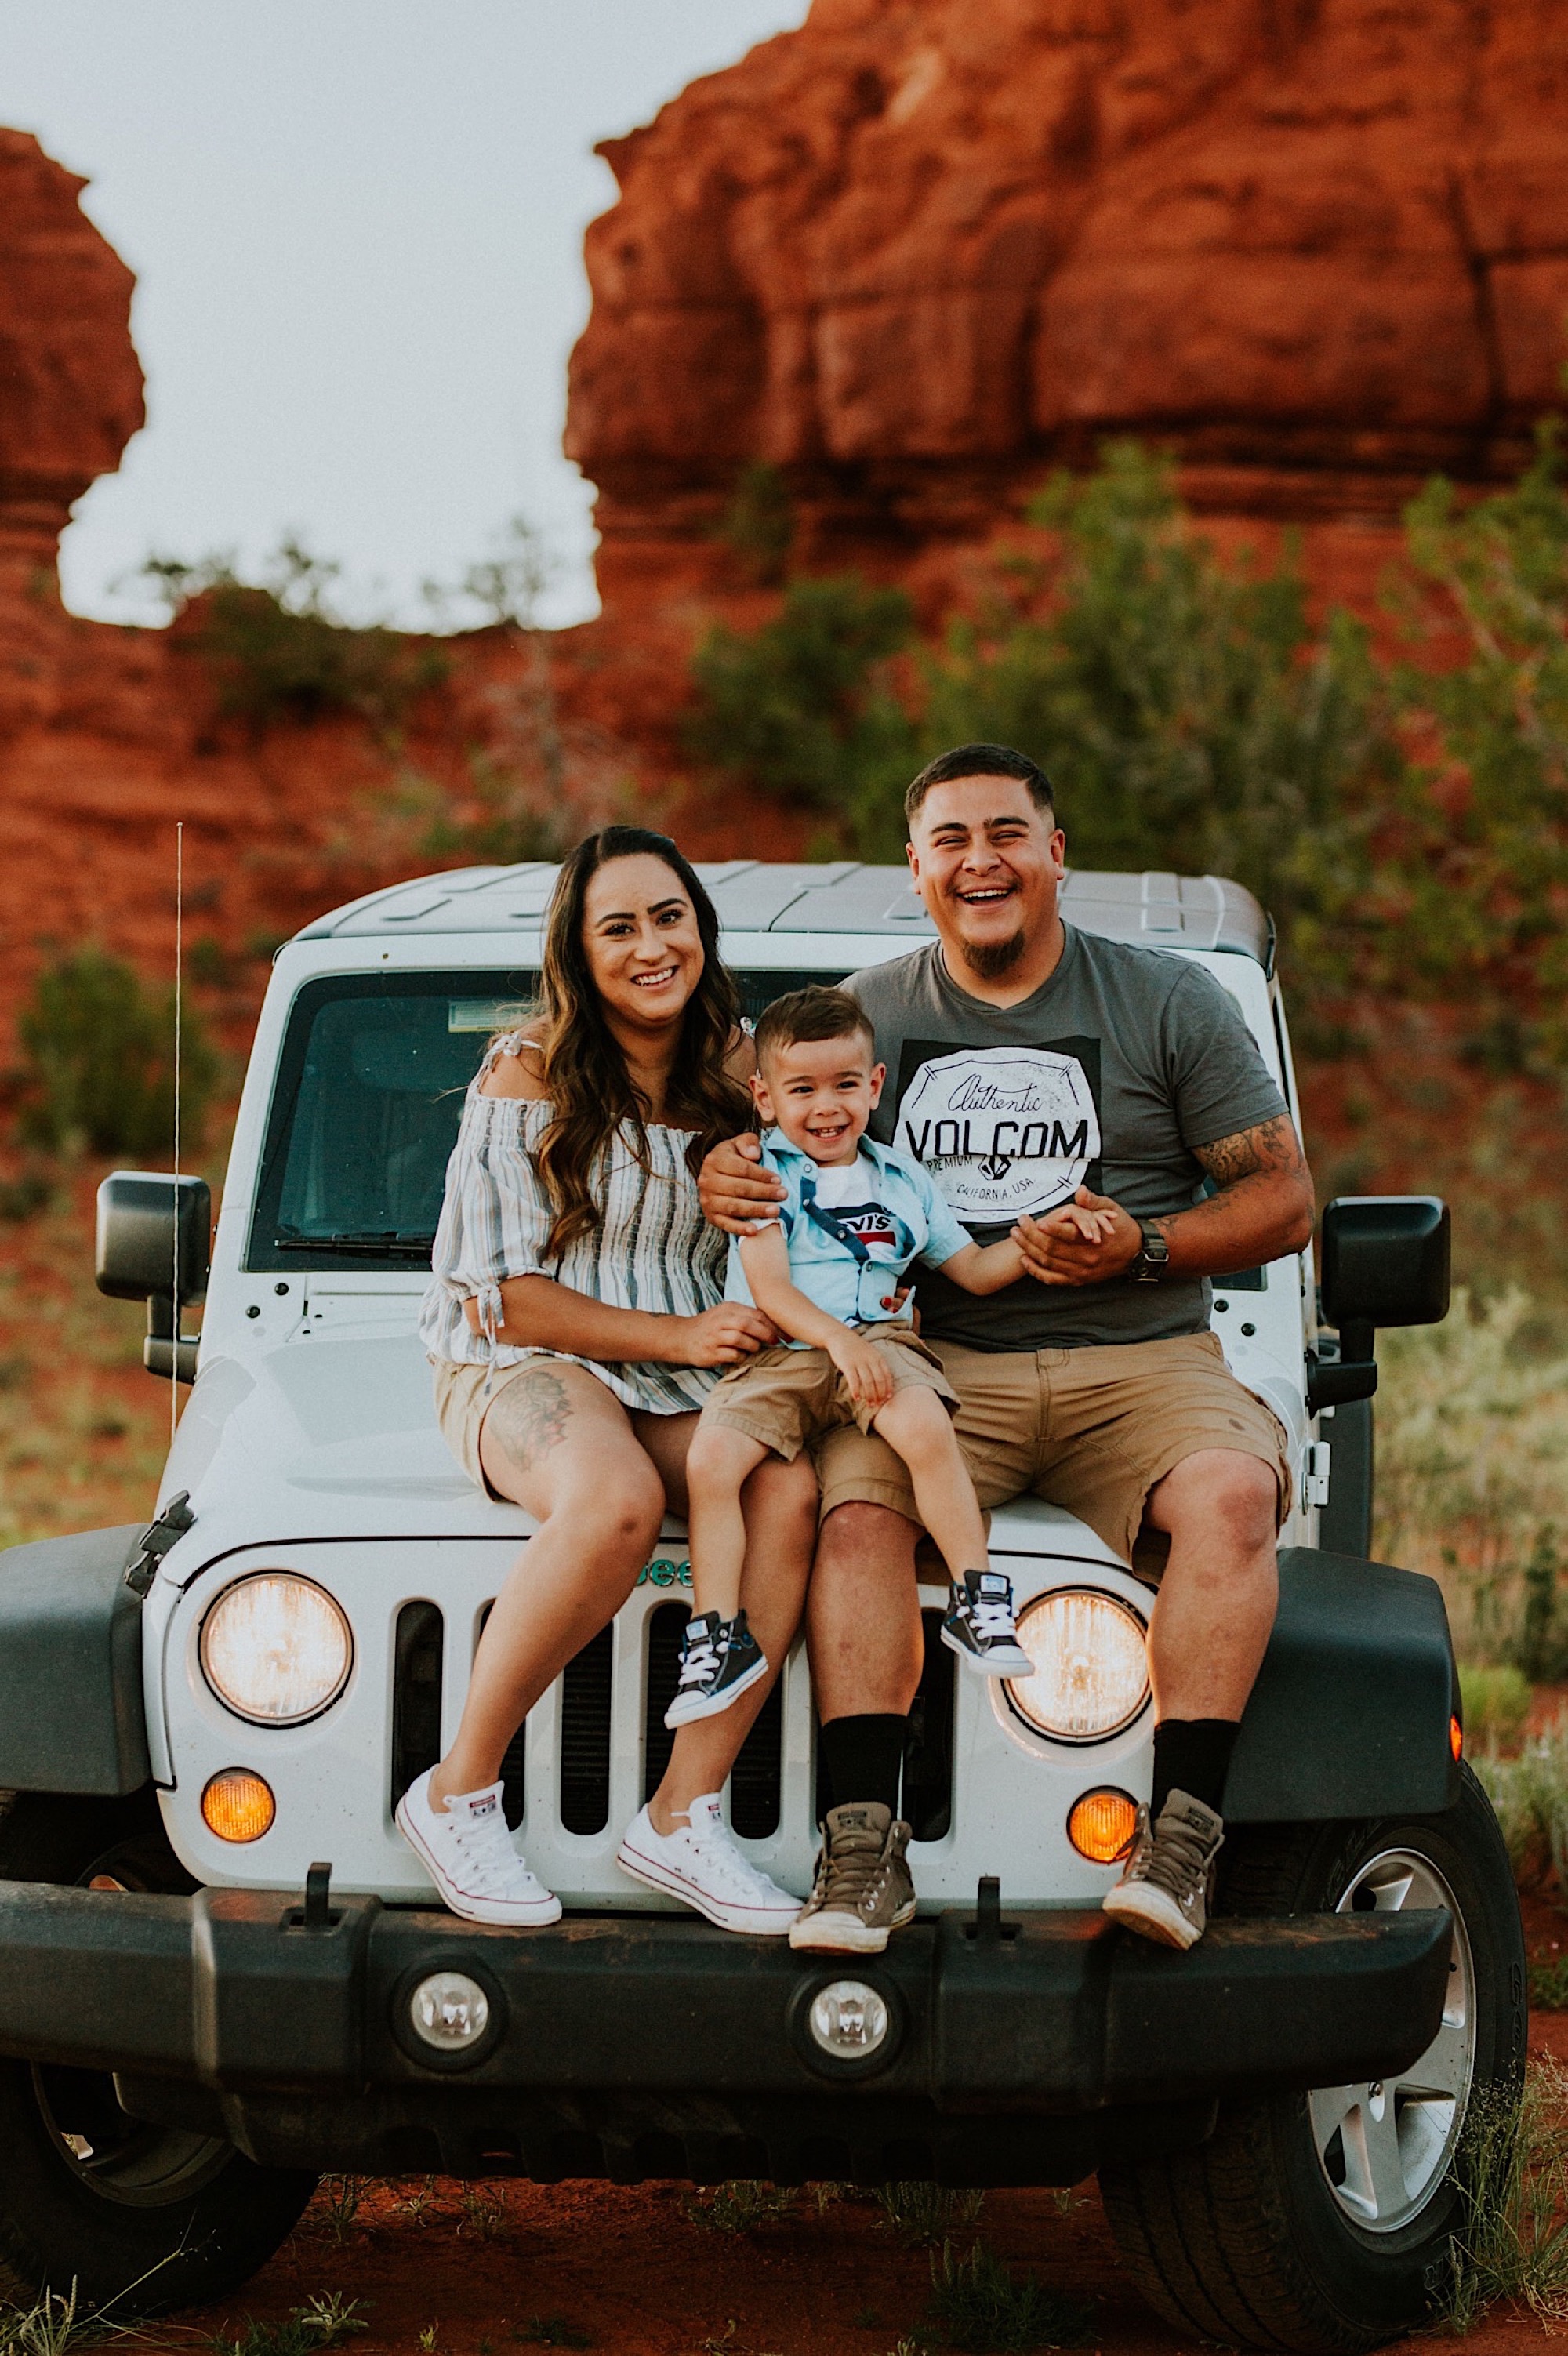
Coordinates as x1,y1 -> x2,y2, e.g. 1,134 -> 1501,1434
1101,1788 -> 1224,1951
788,1802 -> 916,1954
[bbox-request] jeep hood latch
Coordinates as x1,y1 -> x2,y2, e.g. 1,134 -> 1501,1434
124,1489 -> 196,1597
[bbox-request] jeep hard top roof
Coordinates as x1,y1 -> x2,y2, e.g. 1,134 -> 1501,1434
296,862 -> 1272,965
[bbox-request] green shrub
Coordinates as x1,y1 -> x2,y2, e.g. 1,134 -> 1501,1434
1386,423 -> 1568,1069
924,2240 -> 1092,2352
903,445 -> 1388,953
145,539 -> 447,734
682,2178 -> 795,2233
1471,1715 -> 1568,1890
16,949 -> 219,1159
1461,1664 -> 1535,1749
684,574 -> 915,809
714,461 -> 795,584
206,2294 -> 368,2356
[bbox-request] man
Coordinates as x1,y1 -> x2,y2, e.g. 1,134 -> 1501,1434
701,743 -> 1316,1953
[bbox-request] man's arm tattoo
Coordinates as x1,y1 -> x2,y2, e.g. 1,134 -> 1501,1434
488,1367 -> 571,1471
1193,1113 -> 1305,1191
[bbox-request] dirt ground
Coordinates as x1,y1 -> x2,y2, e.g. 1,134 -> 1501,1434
155,1922 -> 1568,2356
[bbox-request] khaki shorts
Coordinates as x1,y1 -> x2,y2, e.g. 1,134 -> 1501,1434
432,1356 -> 557,1498
815,1330 -> 1292,1574
700,1323 -> 958,1461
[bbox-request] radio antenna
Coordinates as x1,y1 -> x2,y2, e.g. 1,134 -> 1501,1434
171,821 -> 183,1445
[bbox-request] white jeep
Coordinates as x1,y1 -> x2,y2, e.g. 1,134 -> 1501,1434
0,861 -> 1522,2351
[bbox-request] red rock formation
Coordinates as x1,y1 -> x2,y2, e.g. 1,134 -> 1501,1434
568,0 -> 1568,615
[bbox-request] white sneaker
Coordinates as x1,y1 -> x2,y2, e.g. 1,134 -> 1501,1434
615,1793 -> 800,1935
395,1767 -> 561,1927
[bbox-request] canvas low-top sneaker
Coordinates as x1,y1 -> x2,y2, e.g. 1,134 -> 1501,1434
616,1792 -> 800,1935
396,1766 -> 562,1927
941,1570 -> 1033,1677
1102,1788 -> 1225,1950
664,1609 -> 769,1726
789,1802 -> 916,1955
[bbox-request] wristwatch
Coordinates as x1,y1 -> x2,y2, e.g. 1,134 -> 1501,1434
1127,1224 -> 1171,1283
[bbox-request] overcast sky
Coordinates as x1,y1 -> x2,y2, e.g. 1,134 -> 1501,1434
0,1 -> 808,629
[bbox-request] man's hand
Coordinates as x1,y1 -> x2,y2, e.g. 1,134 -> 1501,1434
677,1304 -> 780,1367
698,1133 -> 786,1236
1013,1190 -> 1138,1287
829,1330 -> 895,1410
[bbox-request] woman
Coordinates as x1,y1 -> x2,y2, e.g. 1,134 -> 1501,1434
405,826 -> 815,1933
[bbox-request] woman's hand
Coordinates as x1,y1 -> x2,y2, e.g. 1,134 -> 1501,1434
674,1303 -> 780,1367
699,1133 -> 786,1236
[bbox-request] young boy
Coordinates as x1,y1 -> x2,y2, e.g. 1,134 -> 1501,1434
666,986 -> 1107,1726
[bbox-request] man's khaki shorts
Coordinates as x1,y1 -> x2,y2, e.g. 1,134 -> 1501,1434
815,1330 -> 1292,1573
700,1323 -> 958,1461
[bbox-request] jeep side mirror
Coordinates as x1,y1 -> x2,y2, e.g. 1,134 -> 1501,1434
1307,1195 -> 1450,1414
95,1172 -> 212,1384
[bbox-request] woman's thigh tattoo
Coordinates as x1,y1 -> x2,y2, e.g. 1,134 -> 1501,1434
490,1368 -> 572,1470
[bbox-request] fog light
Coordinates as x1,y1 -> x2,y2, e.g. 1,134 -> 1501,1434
1068,1787 -> 1138,1864
201,1767 -> 275,1843
409,1971 -> 490,2053
808,1980 -> 888,2060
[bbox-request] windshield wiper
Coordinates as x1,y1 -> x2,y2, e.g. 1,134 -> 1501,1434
274,1229 -> 435,1256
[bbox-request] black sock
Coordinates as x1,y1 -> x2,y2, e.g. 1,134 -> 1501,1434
1151,1719 -> 1239,1817
818,1714 -> 907,1821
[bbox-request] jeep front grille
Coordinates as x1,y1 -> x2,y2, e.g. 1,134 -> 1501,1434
389,1593 -> 953,1848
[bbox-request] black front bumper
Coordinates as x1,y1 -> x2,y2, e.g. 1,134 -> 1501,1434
0,1882 -> 1451,2184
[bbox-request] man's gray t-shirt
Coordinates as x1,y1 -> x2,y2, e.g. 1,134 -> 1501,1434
844,927 -> 1287,1352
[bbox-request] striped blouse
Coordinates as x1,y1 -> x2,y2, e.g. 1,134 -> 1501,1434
418,1034 -> 725,1416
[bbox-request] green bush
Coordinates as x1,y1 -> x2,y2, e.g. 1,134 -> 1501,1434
924,2240 -> 1093,2352
145,539 -> 448,734
1385,423 -> 1568,1066
684,574 -> 916,809
1461,1663 -> 1535,1749
714,460 -> 795,584
16,948 -> 219,1158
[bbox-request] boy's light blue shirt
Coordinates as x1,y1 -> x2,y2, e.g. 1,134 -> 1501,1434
724,1131 -> 973,1337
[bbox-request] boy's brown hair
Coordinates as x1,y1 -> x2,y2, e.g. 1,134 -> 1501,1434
753,986 -> 876,1068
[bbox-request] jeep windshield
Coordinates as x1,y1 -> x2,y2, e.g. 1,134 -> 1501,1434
247,965 -> 843,1272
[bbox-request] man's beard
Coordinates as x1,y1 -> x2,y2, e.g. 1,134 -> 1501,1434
964,927 -> 1028,981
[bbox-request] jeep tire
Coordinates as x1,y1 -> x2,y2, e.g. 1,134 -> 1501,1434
1099,1764 -> 1525,2353
0,1791 -> 318,2315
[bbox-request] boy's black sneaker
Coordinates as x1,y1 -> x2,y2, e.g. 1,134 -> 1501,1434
941,1570 -> 1033,1677
664,1609 -> 769,1727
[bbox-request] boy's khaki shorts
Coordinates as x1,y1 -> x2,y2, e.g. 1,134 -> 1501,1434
815,1330 -> 1292,1572
700,1322 -> 958,1461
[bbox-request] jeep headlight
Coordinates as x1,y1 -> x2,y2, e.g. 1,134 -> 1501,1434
1004,1588 -> 1149,1744
200,1574 -> 353,1726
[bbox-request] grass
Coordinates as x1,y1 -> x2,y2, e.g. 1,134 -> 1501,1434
924,2242 -> 1094,2353
1471,1713 -> 1568,1889
456,2184 -> 509,2240
313,2176 -> 365,2245
873,2184 -> 985,2245
0,2284 -> 117,2356
1375,1289 -> 1568,1673
512,2322 -> 592,2350
1460,1664 -> 1534,1748
205,2294 -> 368,2356
1443,2063 -> 1568,2328
1530,1953 -> 1568,2008
683,2180 -> 795,2234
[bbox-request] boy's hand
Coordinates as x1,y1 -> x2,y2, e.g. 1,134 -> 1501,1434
1012,1189 -> 1141,1287
829,1331 -> 895,1409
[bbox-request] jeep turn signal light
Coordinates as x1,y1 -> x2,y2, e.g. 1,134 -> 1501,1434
1450,1715 -> 1463,1761
1068,1788 -> 1138,1864
201,1767 -> 276,1843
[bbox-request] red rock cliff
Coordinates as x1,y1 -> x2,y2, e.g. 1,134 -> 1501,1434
567,0 -> 1568,612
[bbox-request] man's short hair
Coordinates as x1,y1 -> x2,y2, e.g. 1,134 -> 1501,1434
904,742 -> 1056,829
753,986 -> 876,1067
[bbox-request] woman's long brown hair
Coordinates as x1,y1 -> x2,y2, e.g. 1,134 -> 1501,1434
530,826 -> 752,1261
